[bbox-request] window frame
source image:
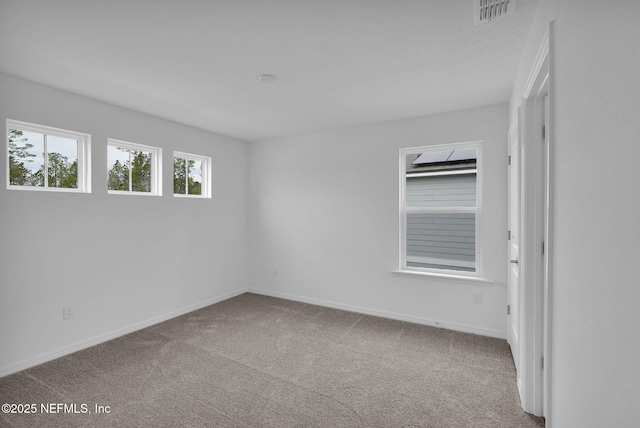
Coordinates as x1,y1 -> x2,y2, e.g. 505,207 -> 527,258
173,151 -> 212,199
399,141 -> 483,278
6,119 -> 91,193
107,138 -> 162,196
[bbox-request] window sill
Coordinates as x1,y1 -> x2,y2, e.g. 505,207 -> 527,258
7,185 -> 88,194
391,269 -> 495,285
173,194 -> 211,199
107,190 -> 160,196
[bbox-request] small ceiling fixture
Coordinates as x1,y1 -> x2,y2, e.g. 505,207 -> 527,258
474,0 -> 517,25
258,74 -> 278,83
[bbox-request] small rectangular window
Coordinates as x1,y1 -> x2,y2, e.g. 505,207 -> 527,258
173,151 -> 211,198
107,139 -> 162,196
6,120 -> 91,192
400,142 -> 481,276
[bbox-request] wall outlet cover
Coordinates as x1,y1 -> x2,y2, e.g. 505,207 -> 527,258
63,306 -> 74,320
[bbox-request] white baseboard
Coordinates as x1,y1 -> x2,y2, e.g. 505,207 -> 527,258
2,287 -> 506,377
248,288 -> 506,339
0,288 -> 248,377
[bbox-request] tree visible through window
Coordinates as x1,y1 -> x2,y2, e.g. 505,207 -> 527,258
107,139 -> 161,195
8,129 -> 78,188
173,157 -> 201,195
7,120 -> 89,192
173,151 -> 210,198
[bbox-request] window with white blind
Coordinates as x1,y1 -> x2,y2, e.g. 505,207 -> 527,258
400,142 -> 482,276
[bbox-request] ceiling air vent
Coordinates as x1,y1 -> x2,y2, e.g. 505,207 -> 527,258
474,0 -> 517,25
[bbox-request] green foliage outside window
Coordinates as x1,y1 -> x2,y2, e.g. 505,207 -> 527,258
8,129 -> 78,188
107,147 -> 152,192
173,157 -> 202,195
173,157 -> 186,194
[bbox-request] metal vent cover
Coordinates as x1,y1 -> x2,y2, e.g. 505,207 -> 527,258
474,0 -> 517,25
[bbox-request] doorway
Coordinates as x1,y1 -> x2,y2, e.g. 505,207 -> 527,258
508,24 -> 553,421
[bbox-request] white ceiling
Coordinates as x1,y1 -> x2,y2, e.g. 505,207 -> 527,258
0,0 -> 539,142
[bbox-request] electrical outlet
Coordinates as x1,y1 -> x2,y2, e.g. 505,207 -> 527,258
472,293 -> 483,304
273,267 -> 278,277
63,306 -> 74,320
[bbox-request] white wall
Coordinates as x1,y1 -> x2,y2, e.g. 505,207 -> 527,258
248,104 -> 509,338
511,0 -> 640,426
0,74 -> 248,375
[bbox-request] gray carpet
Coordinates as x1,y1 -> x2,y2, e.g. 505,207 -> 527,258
0,293 -> 544,427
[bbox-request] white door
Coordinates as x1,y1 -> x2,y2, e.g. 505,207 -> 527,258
507,114 -> 521,378
542,93 -> 550,416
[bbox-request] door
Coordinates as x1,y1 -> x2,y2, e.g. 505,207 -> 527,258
542,93 -> 550,416
517,25 -> 551,418
507,111 -> 521,379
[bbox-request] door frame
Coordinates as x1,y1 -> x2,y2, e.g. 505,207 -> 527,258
507,107 -> 521,378
518,22 -> 554,421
